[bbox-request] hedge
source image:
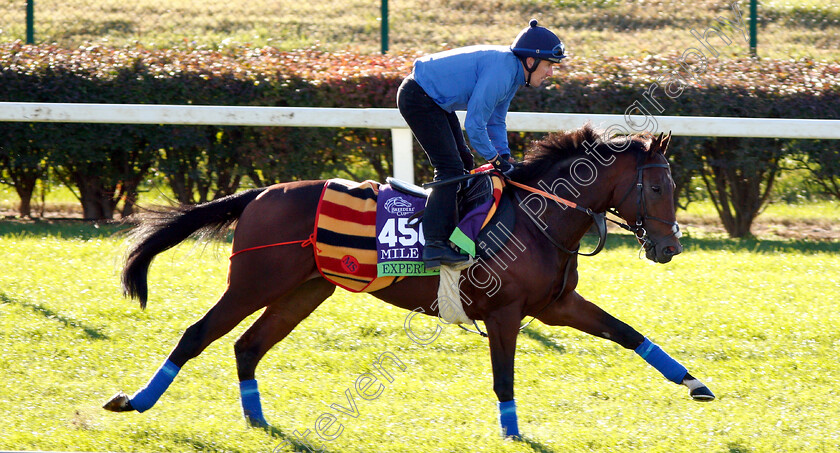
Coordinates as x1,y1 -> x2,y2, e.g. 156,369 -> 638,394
1,42 -> 838,235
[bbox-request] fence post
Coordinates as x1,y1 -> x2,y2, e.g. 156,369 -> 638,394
749,0 -> 757,57
391,128 -> 414,184
26,0 -> 35,44
381,0 -> 389,54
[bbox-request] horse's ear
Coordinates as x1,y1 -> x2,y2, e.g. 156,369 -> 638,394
660,131 -> 672,156
649,132 -> 664,154
651,132 -> 671,156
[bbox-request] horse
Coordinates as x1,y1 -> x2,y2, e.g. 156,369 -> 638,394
103,124 -> 714,440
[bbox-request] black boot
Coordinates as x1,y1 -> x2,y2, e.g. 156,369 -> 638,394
422,240 -> 469,270
422,181 -> 468,270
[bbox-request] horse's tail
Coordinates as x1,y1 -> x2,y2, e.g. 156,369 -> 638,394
122,188 -> 267,309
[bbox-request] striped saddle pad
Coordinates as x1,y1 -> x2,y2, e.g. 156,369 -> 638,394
312,179 -> 403,293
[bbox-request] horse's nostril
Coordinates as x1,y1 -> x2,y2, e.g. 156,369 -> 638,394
664,246 -> 678,256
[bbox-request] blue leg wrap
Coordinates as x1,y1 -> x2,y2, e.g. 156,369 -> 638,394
239,379 -> 268,426
635,338 -> 688,384
130,359 -> 180,413
498,399 -> 520,438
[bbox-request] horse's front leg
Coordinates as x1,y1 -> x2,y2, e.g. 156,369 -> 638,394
484,303 -> 525,439
536,290 -> 714,400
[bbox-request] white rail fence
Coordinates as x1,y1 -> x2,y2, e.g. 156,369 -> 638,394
2,102 -> 839,184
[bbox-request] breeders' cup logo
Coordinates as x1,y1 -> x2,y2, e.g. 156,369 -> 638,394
384,196 -> 414,216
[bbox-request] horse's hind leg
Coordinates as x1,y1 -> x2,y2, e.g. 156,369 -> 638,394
536,290 -> 714,401
103,286 -> 277,413
233,278 -> 336,427
104,249 -> 317,414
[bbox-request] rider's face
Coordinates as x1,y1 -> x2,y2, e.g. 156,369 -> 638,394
527,58 -> 555,87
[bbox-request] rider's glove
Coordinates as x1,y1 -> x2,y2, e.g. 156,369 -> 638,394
459,147 -> 475,173
490,154 -> 514,176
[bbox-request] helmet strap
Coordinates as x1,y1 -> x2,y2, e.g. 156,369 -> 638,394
521,57 -> 541,87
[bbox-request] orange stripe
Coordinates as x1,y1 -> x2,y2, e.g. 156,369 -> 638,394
322,273 -> 373,292
364,276 -> 400,292
315,243 -> 378,263
317,214 -> 377,238
479,175 -> 506,229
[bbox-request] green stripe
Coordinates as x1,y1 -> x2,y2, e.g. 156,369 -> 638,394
378,261 -> 439,276
449,227 -> 476,257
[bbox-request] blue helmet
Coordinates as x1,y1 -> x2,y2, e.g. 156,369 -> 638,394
510,19 -> 566,64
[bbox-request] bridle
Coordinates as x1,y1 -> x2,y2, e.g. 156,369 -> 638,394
608,154 -> 682,253
509,152 -> 681,257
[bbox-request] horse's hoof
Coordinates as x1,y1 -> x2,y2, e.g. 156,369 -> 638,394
102,391 -> 135,412
690,386 -> 716,401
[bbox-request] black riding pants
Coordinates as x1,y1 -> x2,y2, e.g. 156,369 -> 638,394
396,75 -> 473,241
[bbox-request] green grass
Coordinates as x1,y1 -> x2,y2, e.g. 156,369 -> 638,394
0,0 -> 837,59
0,221 -> 838,452
681,199 -> 839,221
756,200 -> 840,221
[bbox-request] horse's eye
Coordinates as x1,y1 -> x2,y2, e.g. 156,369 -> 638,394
651,185 -> 662,193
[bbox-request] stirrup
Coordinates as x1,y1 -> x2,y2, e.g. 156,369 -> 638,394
424,255 -> 473,272
422,241 -> 471,271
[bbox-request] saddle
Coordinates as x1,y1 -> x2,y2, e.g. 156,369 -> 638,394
312,175 -> 516,293
386,174 -> 491,221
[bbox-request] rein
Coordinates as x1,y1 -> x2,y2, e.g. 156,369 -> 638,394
502,179 -> 606,335
500,157 -> 681,334
508,179 -> 612,257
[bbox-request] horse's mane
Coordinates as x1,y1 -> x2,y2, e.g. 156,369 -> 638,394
510,123 -> 650,182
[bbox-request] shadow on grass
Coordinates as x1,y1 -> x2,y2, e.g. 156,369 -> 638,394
520,327 -> 567,354
520,436 -> 558,453
0,218 -> 129,240
593,232 -> 840,254
169,432 -> 222,452
261,424 -> 337,453
0,291 -> 109,340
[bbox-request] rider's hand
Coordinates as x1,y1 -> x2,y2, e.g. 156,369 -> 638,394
490,154 -> 514,176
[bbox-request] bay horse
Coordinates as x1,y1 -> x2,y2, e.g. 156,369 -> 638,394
103,124 -> 714,440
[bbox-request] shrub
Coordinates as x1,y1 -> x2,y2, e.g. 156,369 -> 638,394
0,43 -> 837,233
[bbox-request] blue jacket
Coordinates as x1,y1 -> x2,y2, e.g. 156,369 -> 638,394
412,45 -> 525,160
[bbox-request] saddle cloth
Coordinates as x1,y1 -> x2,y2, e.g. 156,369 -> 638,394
375,185 -> 437,277
312,175 -> 507,293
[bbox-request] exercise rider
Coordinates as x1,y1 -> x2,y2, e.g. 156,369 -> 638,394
396,19 -> 566,270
